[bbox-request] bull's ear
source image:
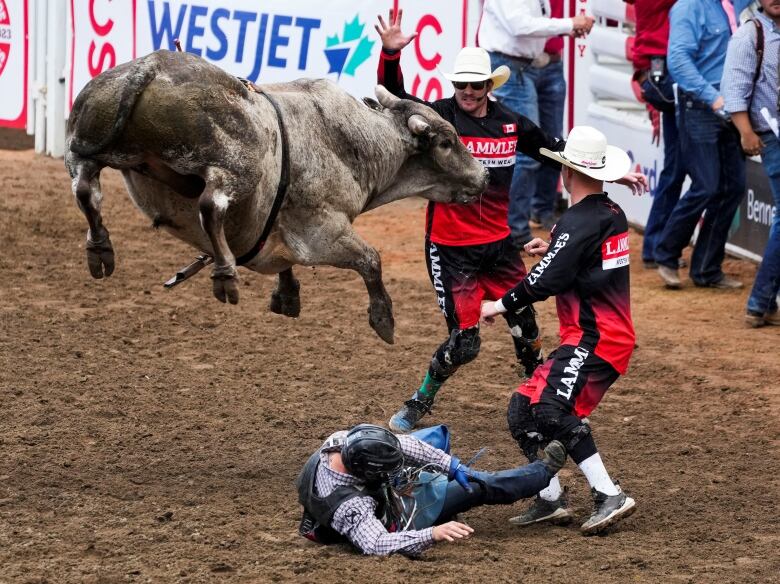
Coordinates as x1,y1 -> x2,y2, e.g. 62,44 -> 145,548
376,85 -> 400,108
362,97 -> 382,111
407,114 -> 432,137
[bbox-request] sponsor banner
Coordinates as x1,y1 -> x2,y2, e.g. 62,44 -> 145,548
601,231 -> 630,270
69,0 -> 136,110
0,0 -> 27,128
68,0 -> 470,111
728,158 -> 775,257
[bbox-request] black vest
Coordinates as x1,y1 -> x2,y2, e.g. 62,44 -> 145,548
295,451 -> 395,544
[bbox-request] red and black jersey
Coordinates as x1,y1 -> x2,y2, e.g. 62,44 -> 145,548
501,193 -> 636,374
378,49 -> 563,247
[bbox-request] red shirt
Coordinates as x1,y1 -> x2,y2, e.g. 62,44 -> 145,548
630,0 -> 677,70
544,0 -> 565,54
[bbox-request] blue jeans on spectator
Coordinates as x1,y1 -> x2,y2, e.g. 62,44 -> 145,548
489,52 -> 561,242
641,75 -> 687,264
531,61 -> 566,225
654,97 -> 746,284
748,131 -> 780,315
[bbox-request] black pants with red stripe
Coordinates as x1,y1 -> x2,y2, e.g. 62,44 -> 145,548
509,344 -> 619,464
423,237 -> 539,383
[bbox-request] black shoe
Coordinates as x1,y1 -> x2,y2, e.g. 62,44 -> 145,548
581,485 -> 636,535
509,488 -> 574,526
539,440 -> 567,475
693,276 -> 743,289
388,395 -> 434,433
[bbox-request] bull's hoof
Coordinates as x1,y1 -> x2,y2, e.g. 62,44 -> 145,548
212,274 -> 239,305
369,308 -> 395,345
269,291 -> 301,318
85,236 -> 115,279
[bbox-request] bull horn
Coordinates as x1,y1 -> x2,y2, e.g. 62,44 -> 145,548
375,85 -> 400,108
407,114 -> 431,136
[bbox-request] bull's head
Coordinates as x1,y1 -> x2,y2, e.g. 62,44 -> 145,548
375,86 -> 488,205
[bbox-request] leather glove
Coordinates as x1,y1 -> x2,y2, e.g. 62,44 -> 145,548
448,456 -> 473,493
647,104 -> 661,146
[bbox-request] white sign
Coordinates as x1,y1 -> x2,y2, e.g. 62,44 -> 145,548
68,0 -> 472,111
0,0 -> 27,127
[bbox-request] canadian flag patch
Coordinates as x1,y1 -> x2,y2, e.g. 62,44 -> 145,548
601,232 -> 630,270
502,123 -> 517,134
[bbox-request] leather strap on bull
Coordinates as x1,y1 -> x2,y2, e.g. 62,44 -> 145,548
235,79 -> 290,266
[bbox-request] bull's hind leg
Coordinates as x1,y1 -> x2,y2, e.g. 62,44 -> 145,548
270,268 -> 301,317
68,157 -> 115,278
302,218 -> 394,344
198,172 -> 240,304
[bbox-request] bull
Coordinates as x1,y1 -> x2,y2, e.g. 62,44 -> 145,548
64,50 -> 488,343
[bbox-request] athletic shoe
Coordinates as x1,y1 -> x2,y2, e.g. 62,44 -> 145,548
388,395 -> 434,433
746,308 -> 780,327
580,485 -> 636,535
509,488 -> 574,526
539,440 -> 567,475
658,265 -> 681,289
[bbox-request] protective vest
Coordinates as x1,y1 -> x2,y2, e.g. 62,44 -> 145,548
295,451 -> 395,544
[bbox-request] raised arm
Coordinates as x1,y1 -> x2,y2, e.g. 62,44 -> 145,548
375,9 -> 426,103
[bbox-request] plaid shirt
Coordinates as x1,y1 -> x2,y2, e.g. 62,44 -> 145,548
722,10 -> 780,133
314,431 -> 452,556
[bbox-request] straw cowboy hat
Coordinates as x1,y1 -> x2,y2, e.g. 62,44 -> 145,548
539,126 -> 631,182
443,47 -> 510,90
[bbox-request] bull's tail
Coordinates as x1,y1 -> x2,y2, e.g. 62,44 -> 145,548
70,59 -> 158,157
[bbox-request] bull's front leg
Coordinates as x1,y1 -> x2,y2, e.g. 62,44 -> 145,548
198,175 -> 239,304
68,157 -> 115,278
305,219 -> 394,344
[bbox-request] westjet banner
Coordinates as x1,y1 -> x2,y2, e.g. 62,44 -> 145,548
68,0 -> 473,112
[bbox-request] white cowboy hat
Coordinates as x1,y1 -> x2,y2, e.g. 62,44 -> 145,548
443,47 -> 510,91
539,126 -> 631,182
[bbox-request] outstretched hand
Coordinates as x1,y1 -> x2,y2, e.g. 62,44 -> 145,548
375,9 -> 418,51
432,521 -> 474,543
613,172 -> 648,196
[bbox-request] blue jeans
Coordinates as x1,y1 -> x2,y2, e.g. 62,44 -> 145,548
436,459 -> 552,522
640,76 -> 687,263
655,99 -> 746,284
748,132 -> 780,314
489,52 -> 564,241
532,62 -> 566,223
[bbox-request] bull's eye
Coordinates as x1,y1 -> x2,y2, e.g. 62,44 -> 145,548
438,139 -> 453,150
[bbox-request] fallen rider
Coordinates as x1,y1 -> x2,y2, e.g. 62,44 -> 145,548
295,424 -> 565,556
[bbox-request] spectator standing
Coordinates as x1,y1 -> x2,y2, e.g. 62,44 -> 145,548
478,0 -> 594,244
626,0 -> 689,270
655,0 -> 747,289
722,0 -> 780,326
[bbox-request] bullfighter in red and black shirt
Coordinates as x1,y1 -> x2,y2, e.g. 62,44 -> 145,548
376,11 -> 567,433
482,125 -> 647,535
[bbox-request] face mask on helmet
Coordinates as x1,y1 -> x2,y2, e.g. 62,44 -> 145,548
341,424 -> 404,482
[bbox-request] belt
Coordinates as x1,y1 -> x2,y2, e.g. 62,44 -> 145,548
491,51 -> 533,65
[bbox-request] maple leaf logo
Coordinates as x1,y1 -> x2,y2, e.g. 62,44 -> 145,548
324,15 -> 375,78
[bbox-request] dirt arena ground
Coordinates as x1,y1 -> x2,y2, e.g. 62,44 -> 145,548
1,127 -> 778,583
